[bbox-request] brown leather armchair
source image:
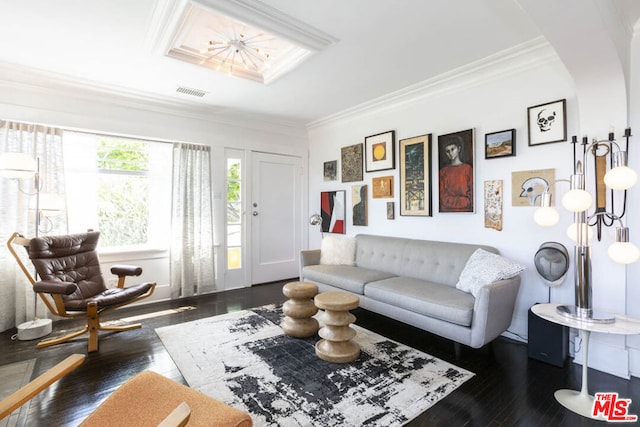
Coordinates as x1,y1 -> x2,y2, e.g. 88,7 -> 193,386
7,231 -> 156,352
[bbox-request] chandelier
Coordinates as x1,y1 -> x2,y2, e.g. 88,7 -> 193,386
199,30 -> 275,77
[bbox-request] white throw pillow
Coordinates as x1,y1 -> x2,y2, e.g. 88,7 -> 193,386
320,236 -> 356,266
456,248 -> 525,297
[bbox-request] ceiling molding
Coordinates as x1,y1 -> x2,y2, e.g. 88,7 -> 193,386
193,0 -> 339,51
145,0 -> 339,54
0,61 -> 307,138
307,37 -> 558,129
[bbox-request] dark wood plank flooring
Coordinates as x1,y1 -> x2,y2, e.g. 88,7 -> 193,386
2,281 -> 639,426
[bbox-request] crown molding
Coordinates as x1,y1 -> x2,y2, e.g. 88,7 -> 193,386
0,61 -> 307,138
307,37 -> 559,130
146,0 -> 338,55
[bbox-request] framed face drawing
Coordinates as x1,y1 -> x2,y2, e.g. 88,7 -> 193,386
511,168 -> 555,207
437,129 -> 474,213
527,99 -> 567,146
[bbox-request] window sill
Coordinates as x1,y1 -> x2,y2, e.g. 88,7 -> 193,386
99,246 -> 169,262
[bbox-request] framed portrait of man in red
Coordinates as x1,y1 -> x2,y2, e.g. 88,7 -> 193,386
437,129 -> 474,213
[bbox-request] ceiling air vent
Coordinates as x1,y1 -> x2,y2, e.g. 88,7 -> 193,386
176,86 -> 208,97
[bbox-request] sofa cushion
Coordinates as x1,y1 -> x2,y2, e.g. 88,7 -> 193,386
320,236 -> 356,265
354,234 -> 499,286
456,248 -> 525,297
364,277 -> 475,326
302,265 -> 396,294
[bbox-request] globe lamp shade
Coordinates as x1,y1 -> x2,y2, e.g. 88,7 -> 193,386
608,242 -> 640,264
604,166 -> 637,190
561,189 -> 593,212
534,206 -> 560,227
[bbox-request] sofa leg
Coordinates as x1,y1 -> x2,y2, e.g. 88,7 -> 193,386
453,342 -> 461,359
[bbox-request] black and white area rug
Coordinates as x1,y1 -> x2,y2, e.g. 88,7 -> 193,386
155,305 -> 473,426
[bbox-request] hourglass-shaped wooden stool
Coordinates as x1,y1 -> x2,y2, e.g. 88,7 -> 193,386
281,281 -> 319,338
314,291 -> 360,363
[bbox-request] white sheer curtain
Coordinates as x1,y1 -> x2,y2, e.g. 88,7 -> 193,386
170,143 -> 216,298
0,120 -> 67,332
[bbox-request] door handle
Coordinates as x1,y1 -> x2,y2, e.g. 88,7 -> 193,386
253,211 -> 259,216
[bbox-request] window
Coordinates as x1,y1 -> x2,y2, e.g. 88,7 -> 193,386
64,132 -> 172,251
226,158 -> 242,269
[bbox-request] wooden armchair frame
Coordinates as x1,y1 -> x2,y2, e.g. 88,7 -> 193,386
6,232 -> 156,352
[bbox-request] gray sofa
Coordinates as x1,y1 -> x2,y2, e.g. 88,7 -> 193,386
300,234 -> 521,352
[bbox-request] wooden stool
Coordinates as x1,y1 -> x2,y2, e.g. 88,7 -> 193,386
281,281 -> 319,338
314,291 -> 360,363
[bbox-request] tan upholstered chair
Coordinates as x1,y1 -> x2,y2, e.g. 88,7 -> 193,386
7,231 -> 156,352
0,354 -> 253,426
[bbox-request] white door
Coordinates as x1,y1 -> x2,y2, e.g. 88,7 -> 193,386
251,152 -> 302,284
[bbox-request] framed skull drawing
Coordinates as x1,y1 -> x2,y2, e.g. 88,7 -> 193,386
527,99 -> 567,146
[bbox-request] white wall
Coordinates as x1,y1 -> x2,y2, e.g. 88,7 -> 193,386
0,72 -> 309,300
625,27 -> 640,376
307,42 -> 636,378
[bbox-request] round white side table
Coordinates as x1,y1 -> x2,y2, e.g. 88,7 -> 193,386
531,303 -> 640,419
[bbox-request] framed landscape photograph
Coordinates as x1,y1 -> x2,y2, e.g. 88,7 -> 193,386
437,129 -> 474,213
527,99 -> 567,146
485,129 -> 515,159
341,144 -> 363,182
365,130 -> 395,172
399,134 -> 432,216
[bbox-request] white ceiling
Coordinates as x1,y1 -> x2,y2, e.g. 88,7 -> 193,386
0,0 -> 639,127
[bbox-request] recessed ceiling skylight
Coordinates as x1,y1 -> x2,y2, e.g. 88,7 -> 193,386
149,0 -> 338,84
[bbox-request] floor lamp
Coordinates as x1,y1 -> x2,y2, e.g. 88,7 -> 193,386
533,128 -> 639,323
1,152 -> 58,340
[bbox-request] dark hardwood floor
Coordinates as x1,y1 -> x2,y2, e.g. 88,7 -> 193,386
2,281 -> 640,426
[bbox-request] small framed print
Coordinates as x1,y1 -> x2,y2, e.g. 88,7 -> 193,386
387,202 -> 395,220
527,99 -> 567,146
365,130 -> 395,172
323,160 -> 337,181
484,180 -> 503,231
372,176 -> 393,198
485,129 -> 515,159
341,143 -> 363,182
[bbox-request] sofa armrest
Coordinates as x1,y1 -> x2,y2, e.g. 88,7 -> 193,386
299,249 -> 321,280
301,249 -> 321,267
469,275 -> 521,348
